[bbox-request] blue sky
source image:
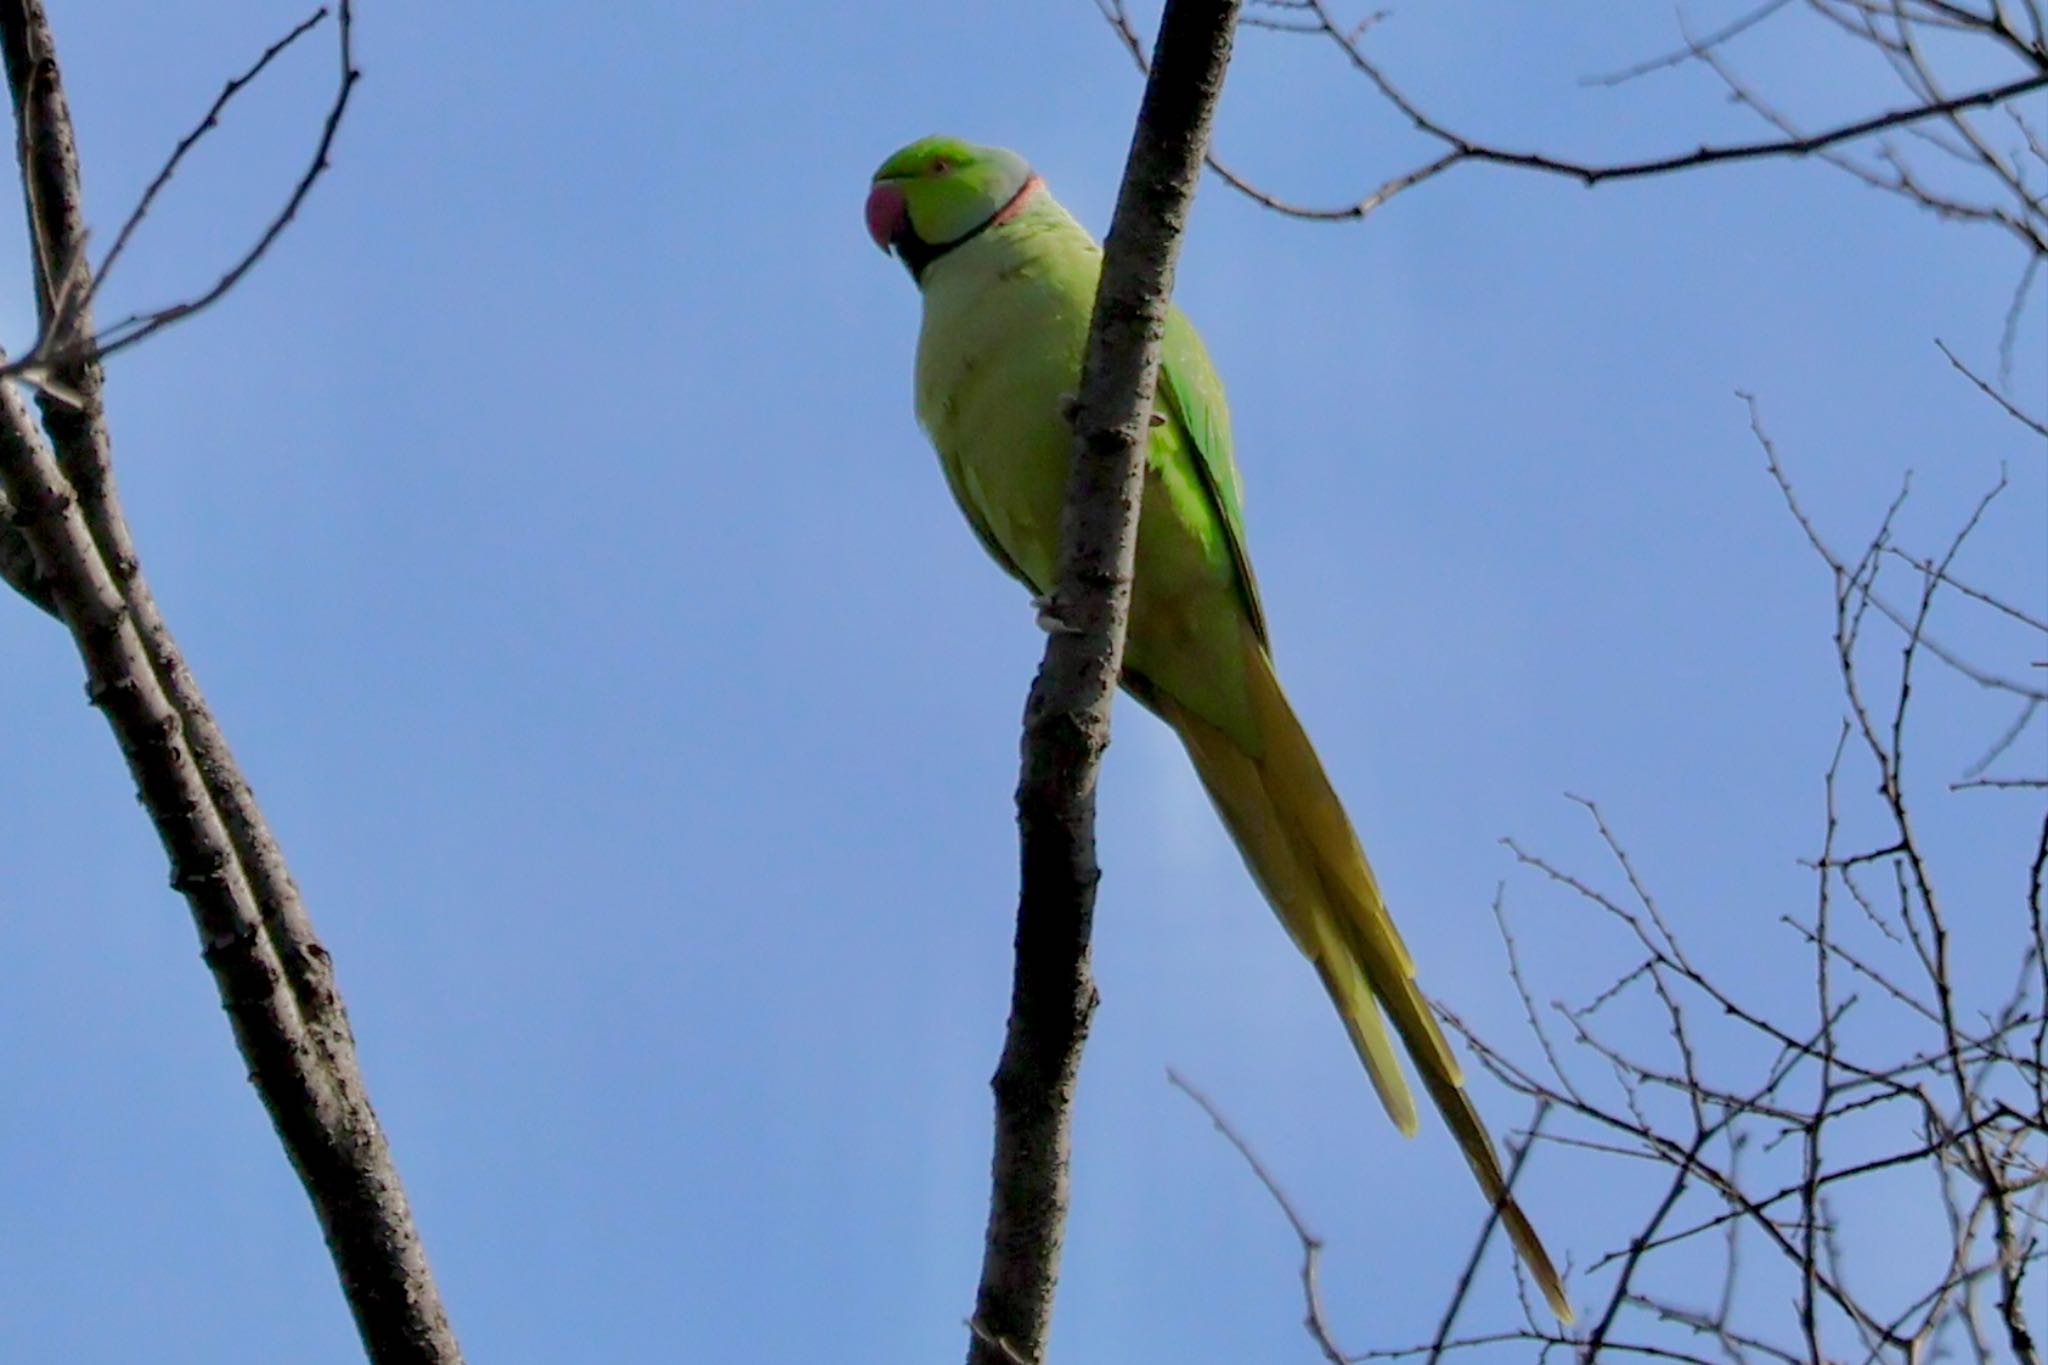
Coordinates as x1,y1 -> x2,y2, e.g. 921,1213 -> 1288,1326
1,2 -> 2042,1360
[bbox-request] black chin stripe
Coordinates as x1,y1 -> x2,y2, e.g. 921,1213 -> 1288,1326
896,176 -> 1037,283
892,226 -> 948,282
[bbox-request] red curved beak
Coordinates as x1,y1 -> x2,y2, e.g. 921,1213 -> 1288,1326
865,181 -> 907,253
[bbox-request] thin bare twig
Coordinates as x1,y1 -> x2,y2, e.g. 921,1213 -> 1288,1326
1579,0 -> 1801,87
1935,337 -> 2048,438
1099,0 -> 2048,273
85,8 -> 328,312
1169,1070 -> 1351,1363
0,1 -> 358,384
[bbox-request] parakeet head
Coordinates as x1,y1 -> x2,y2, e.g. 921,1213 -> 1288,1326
866,135 -> 1039,280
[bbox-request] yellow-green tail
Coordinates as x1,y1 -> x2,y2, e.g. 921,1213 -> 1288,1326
1158,642 -> 1573,1323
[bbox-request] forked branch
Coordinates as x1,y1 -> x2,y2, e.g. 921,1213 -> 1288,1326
0,4 -> 462,1360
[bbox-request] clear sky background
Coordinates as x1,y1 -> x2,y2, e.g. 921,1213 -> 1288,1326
1,2 -> 2041,1361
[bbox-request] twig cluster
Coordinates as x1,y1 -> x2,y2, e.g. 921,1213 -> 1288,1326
1466,405 -> 2039,1362
1171,387 -> 2043,1362
1084,8 -> 2047,1361
1099,0 -> 2047,383
0,6 -> 462,1362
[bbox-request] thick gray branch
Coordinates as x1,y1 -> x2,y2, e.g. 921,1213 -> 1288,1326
0,482 -> 53,609
0,5 -> 461,1360
966,2 -> 1244,1362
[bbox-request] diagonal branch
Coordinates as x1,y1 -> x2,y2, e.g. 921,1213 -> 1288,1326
1935,338 -> 2048,437
0,361 -> 460,1365
0,5 -> 462,1361
1296,0 -> 2048,189
965,3 -> 1245,1361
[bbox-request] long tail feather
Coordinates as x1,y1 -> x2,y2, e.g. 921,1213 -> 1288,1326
1154,641 -> 1573,1323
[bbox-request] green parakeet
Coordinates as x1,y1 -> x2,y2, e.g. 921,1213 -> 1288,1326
867,134 -> 1570,1321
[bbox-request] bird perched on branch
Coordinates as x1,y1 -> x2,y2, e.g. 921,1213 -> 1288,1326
866,133 -> 1571,1322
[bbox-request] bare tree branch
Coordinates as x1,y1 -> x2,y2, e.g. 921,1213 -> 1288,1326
85,7 -> 330,315
1099,0 -> 2048,264
0,5 -> 353,609
966,2 -> 1245,1361
1935,338 -> 2048,437
1080,6 -> 2046,1359
1302,2 -> 2044,187
0,5 -> 463,1361
0,479 -> 51,609
1420,423 -> 2046,1364
1579,0 -> 1800,88
1096,0 -> 1455,224
0,1 -> 358,387
1169,1070 -> 1351,1364
1423,1103 -> 1557,1363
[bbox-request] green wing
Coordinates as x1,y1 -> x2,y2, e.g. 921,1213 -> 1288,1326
933,444 -> 1036,591
1158,307 -> 1268,645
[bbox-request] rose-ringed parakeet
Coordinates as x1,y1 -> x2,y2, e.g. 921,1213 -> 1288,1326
866,134 -> 1570,1321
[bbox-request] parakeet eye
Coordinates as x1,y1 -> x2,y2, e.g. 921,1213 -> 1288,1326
930,158 -> 952,175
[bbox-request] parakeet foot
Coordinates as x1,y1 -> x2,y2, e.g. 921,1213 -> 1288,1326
1032,593 -> 1083,635
1059,393 -> 1166,428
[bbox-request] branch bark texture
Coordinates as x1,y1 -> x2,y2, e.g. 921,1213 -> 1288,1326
966,2 -> 1243,1361
0,5 -> 461,1361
